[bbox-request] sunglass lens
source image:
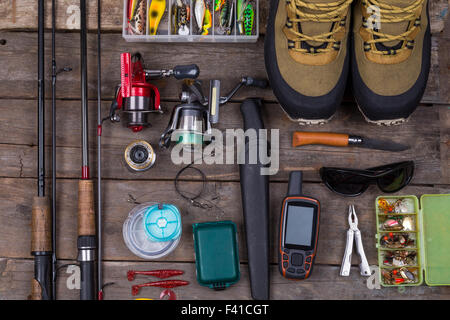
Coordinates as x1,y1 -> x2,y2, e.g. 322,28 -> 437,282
323,170 -> 369,196
378,165 -> 413,192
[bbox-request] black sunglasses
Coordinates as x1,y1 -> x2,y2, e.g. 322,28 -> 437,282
320,161 -> 414,197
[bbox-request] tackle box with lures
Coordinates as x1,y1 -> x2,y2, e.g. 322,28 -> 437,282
123,0 -> 259,42
375,194 -> 450,287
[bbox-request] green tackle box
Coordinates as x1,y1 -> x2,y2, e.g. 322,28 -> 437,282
192,221 -> 241,290
375,194 -> 450,287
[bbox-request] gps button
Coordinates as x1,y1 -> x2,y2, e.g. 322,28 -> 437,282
291,253 -> 303,266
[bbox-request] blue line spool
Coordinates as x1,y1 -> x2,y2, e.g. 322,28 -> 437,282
143,204 -> 182,242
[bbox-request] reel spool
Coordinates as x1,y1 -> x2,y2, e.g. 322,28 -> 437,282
124,140 -> 156,172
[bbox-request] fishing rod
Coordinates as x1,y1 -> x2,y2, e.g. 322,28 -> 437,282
31,0 -> 53,300
51,0 -> 57,300
97,0 -> 104,300
78,0 -> 97,300
49,0 -> 73,299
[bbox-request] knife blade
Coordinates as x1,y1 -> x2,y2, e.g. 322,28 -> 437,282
292,132 -> 410,152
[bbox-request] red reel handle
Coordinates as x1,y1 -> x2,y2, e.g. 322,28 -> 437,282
148,83 -> 161,111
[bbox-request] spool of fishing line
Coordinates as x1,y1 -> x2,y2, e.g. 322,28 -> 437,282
143,204 -> 182,242
123,202 -> 181,259
124,140 -> 156,172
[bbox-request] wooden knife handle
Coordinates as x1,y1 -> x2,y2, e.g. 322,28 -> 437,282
292,132 -> 350,147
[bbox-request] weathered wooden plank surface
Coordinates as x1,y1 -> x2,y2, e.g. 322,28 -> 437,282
2,258 -> 450,300
0,0 -> 449,301
1,178 -> 448,265
0,0 -> 448,34
0,100 -> 446,184
0,32 -> 270,101
440,106 -> 450,182
0,31 -> 448,104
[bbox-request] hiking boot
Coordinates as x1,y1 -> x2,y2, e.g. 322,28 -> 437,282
352,0 -> 431,125
265,0 -> 353,124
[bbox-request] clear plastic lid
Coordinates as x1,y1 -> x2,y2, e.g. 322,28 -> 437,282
420,194 -> 450,286
123,202 -> 180,259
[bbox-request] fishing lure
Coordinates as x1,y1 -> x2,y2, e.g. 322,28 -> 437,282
128,0 -> 146,35
236,0 -> 245,35
243,3 -> 254,35
214,0 -> 225,11
171,1 -> 178,34
132,280 -> 190,296
236,0 -> 252,35
172,0 -> 190,35
378,198 -> 395,214
178,3 -> 190,35
202,6 -> 212,35
148,0 -> 166,35
218,0 -> 233,35
127,269 -> 185,281
195,0 -> 206,33
171,3 -> 178,34
128,0 -> 137,20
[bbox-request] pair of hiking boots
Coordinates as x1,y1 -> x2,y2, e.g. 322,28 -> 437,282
265,0 -> 431,125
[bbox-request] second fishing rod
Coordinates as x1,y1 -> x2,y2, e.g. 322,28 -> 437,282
77,0 -> 97,300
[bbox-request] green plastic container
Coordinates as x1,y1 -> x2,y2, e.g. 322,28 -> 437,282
375,194 -> 450,287
193,221 -> 240,290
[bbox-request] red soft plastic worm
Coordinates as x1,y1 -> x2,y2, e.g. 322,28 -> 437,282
132,280 -> 190,296
127,269 -> 185,281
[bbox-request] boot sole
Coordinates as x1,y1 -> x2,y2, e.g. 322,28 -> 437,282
282,107 -> 334,125
356,102 -> 408,126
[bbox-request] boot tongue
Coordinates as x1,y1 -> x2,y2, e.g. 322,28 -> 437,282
375,0 -> 417,47
298,0 -> 344,47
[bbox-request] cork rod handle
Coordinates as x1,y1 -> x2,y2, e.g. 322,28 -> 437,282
30,196 -> 52,300
78,180 -> 96,236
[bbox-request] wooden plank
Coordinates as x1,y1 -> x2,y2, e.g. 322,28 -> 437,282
0,32 -> 270,101
0,0 -> 448,34
0,99 -> 445,184
430,0 -> 450,34
0,31 -> 447,104
1,177 -> 448,265
2,258 -> 450,300
440,106 -> 450,183
436,35 -> 450,104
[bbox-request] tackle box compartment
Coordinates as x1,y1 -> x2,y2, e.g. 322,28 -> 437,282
375,194 -> 450,287
122,0 -> 259,43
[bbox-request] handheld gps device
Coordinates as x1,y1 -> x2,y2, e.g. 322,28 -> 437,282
278,171 -> 320,280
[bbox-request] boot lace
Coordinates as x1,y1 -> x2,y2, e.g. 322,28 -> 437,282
363,0 -> 425,54
286,0 -> 353,53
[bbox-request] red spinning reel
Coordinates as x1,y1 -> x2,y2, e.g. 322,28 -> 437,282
109,52 -> 200,132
